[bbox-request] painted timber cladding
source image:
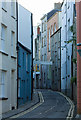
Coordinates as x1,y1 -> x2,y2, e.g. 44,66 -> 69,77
18,43 -> 31,106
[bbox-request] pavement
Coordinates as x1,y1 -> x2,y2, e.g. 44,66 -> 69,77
2,89 -> 76,120
2,90 -> 39,119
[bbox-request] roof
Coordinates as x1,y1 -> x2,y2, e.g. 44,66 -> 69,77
47,9 -> 60,21
41,14 -> 47,20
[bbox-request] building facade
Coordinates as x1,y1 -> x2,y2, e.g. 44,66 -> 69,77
61,0 -> 75,97
76,0 -> 81,115
0,0 -> 17,115
47,8 -> 61,89
51,27 -> 61,91
17,5 -> 33,106
40,15 -> 48,88
34,26 -> 41,88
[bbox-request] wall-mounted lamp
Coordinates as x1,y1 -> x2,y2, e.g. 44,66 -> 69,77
77,43 -> 81,57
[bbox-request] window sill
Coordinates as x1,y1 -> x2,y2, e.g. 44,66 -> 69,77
11,56 -> 17,59
18,64 -> 21,67
26,71 -> 29,73
0,97 -> 8,100
18,97 -> 23,100
18,97 -> 21,99
2,8 -> 7,12
0,50 -> 8,56
11,16 -> 16,19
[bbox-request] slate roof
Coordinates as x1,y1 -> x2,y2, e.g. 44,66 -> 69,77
47,9 -> 61,21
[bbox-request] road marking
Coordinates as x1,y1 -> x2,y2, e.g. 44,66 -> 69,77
57,92 -> 75,120
45,106 -> 55,113
48,90 -> 75,120
5,92 -> 44,119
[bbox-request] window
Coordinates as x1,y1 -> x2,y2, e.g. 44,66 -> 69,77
44,73 -> 45,83
68,19 -> 70,41
55,57 -> 57,67
35,39 -> 37,53
23,53 -> 24,67
65,25 -> 66,41
55,42 -> 57,51
26,54 -> 28,71
44,36 -> 46,46
11,31 -> 15,56
42,37 -> 43,47
44,54 -> 46,61
51,25 -> 53,35
68,1 -> 70,9
65,4 -> 66,13
54,23 -> 56,32
18,79 -> 20,97
11,0 -> 15,18
44,21 -> 46,31
55,68 -> 57,76
58,48 -> 60,59
42,55 -> 43,61
0,71 -> 6,98
48,29 -> 50,51
2,0 -> 7,11
42,23 -> 44,33
1,24 -> 6,52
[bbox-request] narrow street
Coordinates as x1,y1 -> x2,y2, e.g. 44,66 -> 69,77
0,0 -> 81,119
11,89 -> 72,119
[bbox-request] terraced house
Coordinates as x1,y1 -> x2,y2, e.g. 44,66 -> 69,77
47,3 -> 61,89
61,0 -> 75,98
0,0 -> 17,115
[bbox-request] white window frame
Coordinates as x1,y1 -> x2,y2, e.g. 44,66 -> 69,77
11,0 -> 15,18
44,36 -> 46,46
54,23 -> 56,33
1,24 -> 6,52
51,25 -> 53,35
42,23 -> 43,33
68,19 -> 70,41
42,37 -> 43,47
0,71 -> 6,98
2,0 -> 7,11
11,31 -> 15,56
44,21 -> 46,31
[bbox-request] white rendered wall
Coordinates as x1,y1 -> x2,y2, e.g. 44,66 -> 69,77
18,5 -> 32,50
0,1 -> 17,114
61,0 -> 75,92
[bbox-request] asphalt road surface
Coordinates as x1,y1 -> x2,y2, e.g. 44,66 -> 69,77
17,89 -> 71,119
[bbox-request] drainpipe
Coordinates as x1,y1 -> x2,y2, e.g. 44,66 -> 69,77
60,27 -> 61,92
16,0 -> 18,109
76,1 -> 81,115
65,0 -> 67,95
31,13 -> 33,100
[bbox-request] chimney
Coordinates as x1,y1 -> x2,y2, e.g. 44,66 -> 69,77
37,26 -> 40,35
54,2 -> 61,9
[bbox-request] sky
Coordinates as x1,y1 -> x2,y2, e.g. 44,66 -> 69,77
18,0 -> 63,26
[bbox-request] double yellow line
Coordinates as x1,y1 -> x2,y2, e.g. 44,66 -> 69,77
6,92 -> 44,119
57,92 -> 75,120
